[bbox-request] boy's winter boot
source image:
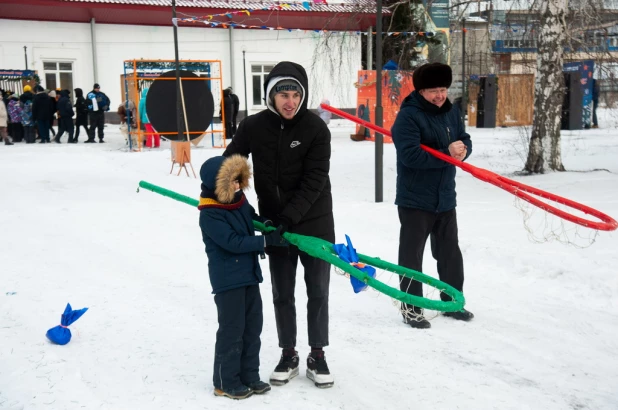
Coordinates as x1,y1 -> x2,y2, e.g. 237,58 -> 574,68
306,350 -> 334,388
247,380 -> 271,394
269,348 -> 299,386
214,385 -> 253,400
443,309 -> 474,322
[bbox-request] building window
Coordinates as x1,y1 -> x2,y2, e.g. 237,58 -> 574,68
251,64 -> 274,106
495,54 -> 511,74
43,61 -> 74,97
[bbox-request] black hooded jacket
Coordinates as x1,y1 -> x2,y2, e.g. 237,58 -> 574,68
19,91 -> 34,104
223,61 -> 334,242
74,88 -> 88,125
57,90 -> 74,118
220,88 -> 234,123
32,91 -> 53,122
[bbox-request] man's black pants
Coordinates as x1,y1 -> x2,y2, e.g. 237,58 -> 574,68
269,246 -> 331,349
56,117 -> 74,142
213,285 -> 263,390
88,111 -> 105,141
398,207 -> 464,315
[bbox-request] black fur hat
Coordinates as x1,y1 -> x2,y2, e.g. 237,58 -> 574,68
413,63 -> 452,91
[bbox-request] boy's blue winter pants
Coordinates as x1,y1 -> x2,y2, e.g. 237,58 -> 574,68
213,285 -> 263,390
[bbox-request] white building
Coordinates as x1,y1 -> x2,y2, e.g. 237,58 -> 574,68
1,0 -> 376,119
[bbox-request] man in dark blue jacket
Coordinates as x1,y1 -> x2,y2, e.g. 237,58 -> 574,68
391,63 -> 473,329
86,83 -> 110,143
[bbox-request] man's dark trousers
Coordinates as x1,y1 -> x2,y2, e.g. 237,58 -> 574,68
37,120 -> 50,142
213,285 -> 263,390
398,207 -> 464,314
269,246 -> 330,348
56,117 -> 74,142
88,111 -> 105,141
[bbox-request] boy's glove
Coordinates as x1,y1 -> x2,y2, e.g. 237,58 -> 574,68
264,226 -> 289,247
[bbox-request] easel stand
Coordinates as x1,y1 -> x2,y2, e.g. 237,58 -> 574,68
170,78 -> 196,178
170,141 -> 196,177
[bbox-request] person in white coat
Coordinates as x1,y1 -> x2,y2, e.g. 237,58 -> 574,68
317,98 -> 332,125
0,96 -> 14,145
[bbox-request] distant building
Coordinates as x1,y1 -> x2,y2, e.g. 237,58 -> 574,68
1,0 -> 377,119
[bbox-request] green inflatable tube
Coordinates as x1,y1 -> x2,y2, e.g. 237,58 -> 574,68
138,180 -> 465,312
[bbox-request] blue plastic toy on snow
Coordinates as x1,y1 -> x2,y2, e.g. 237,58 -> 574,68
333,235 -> 377,293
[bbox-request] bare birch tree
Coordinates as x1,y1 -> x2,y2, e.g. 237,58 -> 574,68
525,0 -> 568,173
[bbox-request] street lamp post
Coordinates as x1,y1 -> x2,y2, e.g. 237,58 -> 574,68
375,0 -> 383,203
172,0 -> 183,140
242,47 -> 248,119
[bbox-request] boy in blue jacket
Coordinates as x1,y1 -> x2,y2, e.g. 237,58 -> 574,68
199,154 -> 288,399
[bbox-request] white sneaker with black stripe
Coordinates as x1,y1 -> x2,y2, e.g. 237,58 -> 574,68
306,351 -> 334,388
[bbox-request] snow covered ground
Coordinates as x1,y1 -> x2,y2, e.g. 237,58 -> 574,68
1,112 -> 617,410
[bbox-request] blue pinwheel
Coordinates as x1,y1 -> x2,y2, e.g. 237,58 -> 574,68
46,303 -> 88,345
333,235 -> 377,293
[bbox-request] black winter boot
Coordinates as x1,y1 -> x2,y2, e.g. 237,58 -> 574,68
247,380 -> 271,394
443,309 -> 474,322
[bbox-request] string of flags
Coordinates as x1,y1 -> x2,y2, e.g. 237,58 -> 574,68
174,0 -> 331,21
172,16 -> 444,37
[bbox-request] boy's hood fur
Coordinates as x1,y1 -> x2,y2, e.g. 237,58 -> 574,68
200,155 -> 252,204
215,155 -> 251,203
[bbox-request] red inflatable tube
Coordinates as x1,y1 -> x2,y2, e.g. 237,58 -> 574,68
321,103 -> 618,232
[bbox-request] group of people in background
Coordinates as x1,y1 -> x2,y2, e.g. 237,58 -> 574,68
0,83 -> 110,146
117,86 -> 161,150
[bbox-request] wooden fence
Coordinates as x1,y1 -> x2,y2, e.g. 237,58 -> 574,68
467,74 -> 534,127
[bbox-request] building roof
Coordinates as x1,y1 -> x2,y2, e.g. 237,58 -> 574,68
62,0 -> 379,13
0,0 -> 379,30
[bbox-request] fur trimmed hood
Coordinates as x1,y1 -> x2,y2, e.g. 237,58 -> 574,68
199,154 -> 252,204
215,155 -> 251,203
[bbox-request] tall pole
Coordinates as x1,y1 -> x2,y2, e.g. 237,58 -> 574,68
367,26 -> 373,70
172,0 -> 183,140
90,18 -> 99,83
228,28 -> 235,91
375,0 -> 383,203
24,46 -> 28,69
461,18 -> 467,129
243,50 -> 248,119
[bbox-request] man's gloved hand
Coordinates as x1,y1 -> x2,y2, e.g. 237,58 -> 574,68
277,216 -> 292,234
264,225 -> 289,247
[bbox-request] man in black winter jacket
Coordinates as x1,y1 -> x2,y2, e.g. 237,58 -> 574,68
223,61 -> 335,389
55,90 -> 75,143
32,85 -> 53,143
227,87 -> 240,135
220,88 -> 234,140
391,63 -> 474,330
